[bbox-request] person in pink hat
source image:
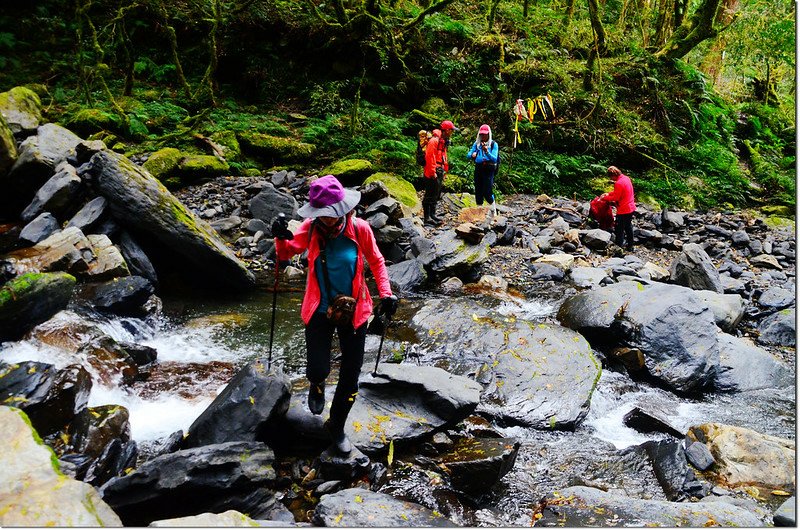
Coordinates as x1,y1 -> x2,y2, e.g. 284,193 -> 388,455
272,175 -> 397,454
422,120 -> 458,226
467,123 -> 499,215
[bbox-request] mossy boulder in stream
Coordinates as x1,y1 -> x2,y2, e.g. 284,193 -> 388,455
0,406 -> 122,526
86,149 -> 255,291
0,86 -> 43,136
142,147 -> 182,182
0,271 -> 76,341
410,298 -> 601,430
177,154 -> 229,182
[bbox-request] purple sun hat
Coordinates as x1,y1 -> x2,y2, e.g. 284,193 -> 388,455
298,175 -> 361,218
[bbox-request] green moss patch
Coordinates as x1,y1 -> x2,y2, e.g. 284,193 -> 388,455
143,148 -> 183,181
237,131 -> 316,162
364,172 -> 419,209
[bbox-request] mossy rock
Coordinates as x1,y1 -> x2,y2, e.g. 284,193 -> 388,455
178,154 -> 230,180
764,216 -> 795,230
420,97 -> 449,118
242,168 -> 262,177
63,108 -> 123,136
760,205 -> 793,218
364,172 -> 419,210
637,193 -> 662,212
0,112 -> 17,174
410,109 -> 444,130
322,158 -> 373,186
142,148 -> 183,182
0,86 -> 43,134
0,272 -> 77,341
210,130 -> 242,161
588,177 -> 613,196
677,194 -> 696,211
237,131 -> 316,162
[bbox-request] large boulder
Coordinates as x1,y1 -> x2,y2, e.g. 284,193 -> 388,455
100,441 -> 278,526
142,147 -> 183,185
757,308 -> 796,346
313,488 -> 456,527
669,243 -> 723,293
692,289 -> 745,332
615,282 -> 719,393
437,437 -> 521,496
2,123 -> 83,216
0,86 -> 43,136
687,423 -> 795,491
82,275 -> 155,316
0,406 -> 122,526
0,113 -> 17,176
0,272 -> 76,341
66,196 -> 108,233
117,230 -> 158,287
715,333 -> 792,392
411,299 -> 601,429
86,150 -> 255,290
20,161 -> 83,222
149,510 -> 279,527
0,361 -> 92,437
538,486 -> 763,527
182,362 -> 291,448
387,258 -> 428,293
425,230 -> 490,282
19,212 -> 60,245
248,184 -> 299,224
559,281 -> 720,393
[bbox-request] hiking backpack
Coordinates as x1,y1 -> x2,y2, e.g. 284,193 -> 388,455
415,130 -> 431,167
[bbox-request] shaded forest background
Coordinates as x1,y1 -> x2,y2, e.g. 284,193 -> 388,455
0,0 -> 794,209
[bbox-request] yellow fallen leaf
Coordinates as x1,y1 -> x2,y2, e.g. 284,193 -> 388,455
772,490 -> 792,496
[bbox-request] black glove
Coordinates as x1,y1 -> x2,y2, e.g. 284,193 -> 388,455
376,295 -> 398,317
435,166 -> 445,179
271,214 -> 294,241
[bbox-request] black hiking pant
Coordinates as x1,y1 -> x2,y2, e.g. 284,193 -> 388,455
614,212 -> 634,248
422,173 -> 442,206
473,164 -> 496,205
305,311 -> 366,431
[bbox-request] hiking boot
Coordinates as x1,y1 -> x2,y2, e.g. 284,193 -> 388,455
308,382 -> 325,415
324,420 -> 352,454
429,206 -> 443,226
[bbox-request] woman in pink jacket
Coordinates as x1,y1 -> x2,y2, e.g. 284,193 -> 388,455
272,175 -> 397,454
602,165 -> 636,251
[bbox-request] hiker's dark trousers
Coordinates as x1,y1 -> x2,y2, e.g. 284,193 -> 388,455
305,311 -> 366,429
422,175 -> 442,206
614,212 -> 634,248
474,164 -> 495,205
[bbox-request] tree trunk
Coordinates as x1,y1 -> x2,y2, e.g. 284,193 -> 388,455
587,0 -> 607,54
488,0 -> 502,30
653,0 -> 723,60
155,1 -> 192,99
653,0 -> 675,47
557,0 -> 577,45
523,0 -> 530,17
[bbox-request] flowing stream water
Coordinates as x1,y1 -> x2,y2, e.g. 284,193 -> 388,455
1,289 -> 793,524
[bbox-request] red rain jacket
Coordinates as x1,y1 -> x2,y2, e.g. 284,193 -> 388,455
590,196 -> 614,231
603,174 -> 636,215
275,215 -> 393,328
424,129 -> 448,178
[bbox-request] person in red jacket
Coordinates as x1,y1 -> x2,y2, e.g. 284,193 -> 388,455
272,175 -> 397,455
602,166 -> 636,250
422,120 -> 457,226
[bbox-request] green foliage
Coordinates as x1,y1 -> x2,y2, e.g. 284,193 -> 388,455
308,82 -> 350,116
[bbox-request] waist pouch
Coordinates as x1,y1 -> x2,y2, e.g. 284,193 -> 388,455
326,294 -> 356,326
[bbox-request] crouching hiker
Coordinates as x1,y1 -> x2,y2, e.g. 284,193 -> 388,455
272,175 -> 398,454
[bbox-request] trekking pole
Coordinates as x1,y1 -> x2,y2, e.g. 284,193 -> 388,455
372,313 -> 391,376
268,258 -> 279,370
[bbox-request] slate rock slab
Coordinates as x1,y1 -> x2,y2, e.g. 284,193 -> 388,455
411,299 -> 601,430
101,441 -> 277,526
183,362 -> 291,448
313,488 -> 457,527
538,486 -> 763,527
